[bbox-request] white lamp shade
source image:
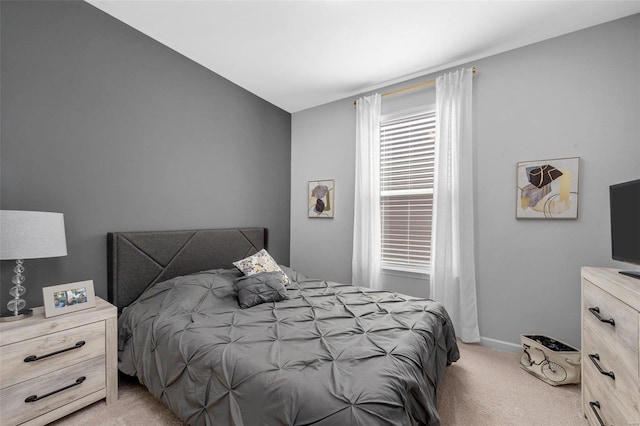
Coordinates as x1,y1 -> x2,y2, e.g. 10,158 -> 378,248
0,210 -> 68,260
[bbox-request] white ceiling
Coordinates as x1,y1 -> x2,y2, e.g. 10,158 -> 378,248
86,1 -> 640,113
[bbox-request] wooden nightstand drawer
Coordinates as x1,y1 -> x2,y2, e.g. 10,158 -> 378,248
0,355 -> 105,425
0,321 -> 105,389
0,297 -> 117,426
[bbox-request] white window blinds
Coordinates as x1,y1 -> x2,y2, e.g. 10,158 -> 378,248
380,111 -> 435,272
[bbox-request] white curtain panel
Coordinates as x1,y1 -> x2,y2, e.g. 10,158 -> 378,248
430,68 -> 480,343
352,93 -> 382,290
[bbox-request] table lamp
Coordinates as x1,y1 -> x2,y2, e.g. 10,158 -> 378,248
0,210 -> 67,321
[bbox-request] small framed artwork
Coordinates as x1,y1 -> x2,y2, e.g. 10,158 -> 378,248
308,179 -> 335,218
516,157 -> 580,219
43,280 -> 96,318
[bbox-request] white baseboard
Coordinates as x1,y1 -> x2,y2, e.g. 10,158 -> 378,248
479,336 -> 521,353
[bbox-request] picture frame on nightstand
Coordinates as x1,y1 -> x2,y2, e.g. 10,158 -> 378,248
43,280 -> 96,318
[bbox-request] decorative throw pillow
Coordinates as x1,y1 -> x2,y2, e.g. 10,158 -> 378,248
234,272 -> 289,309
233,249 -> 290,285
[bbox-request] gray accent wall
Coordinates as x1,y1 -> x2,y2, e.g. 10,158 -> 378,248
291,14 -> 640,348
0,1 -> 291,308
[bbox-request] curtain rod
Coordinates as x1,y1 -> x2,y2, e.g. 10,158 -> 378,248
353,67 -> 476,106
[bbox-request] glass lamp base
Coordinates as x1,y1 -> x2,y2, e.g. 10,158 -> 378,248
0,308 -> 33,322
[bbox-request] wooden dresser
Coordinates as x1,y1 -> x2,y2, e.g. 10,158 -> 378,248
0,297 -> 117,425
581,267 -> 640,426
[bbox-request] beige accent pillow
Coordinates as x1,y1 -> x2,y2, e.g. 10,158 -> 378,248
233,249 -> 290,285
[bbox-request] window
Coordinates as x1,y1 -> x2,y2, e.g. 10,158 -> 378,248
380,110 -> 435,273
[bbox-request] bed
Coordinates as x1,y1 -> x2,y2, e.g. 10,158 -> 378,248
108,228 -> 460,426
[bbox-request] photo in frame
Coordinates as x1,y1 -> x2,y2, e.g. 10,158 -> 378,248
43,280 -> 96,318
516,157 -> 580,219
308,179 -> 335,218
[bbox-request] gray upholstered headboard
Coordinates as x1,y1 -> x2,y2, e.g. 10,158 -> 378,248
107,228 -> 267,312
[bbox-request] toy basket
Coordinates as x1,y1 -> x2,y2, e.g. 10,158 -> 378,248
519,334 -> 581,386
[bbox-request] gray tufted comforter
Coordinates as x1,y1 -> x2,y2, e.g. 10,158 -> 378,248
118,266 -> 459,426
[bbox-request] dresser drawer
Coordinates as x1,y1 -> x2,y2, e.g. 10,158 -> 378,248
0,321 -> 105,389
583,320 -> 640,422
0,355 -> 105,425
583,313 -> 639,385
583,279 -> 639,371
583,373 -> 637,426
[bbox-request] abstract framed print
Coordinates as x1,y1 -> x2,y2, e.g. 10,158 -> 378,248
308,179 -> 335,218
516,157 -> 580,219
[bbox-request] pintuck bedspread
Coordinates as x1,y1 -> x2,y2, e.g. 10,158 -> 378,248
118,266 -> 460,426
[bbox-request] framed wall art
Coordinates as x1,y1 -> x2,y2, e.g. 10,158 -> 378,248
308,179 -> 335,218
516,157 -> 580,219
43,280 -> 96,318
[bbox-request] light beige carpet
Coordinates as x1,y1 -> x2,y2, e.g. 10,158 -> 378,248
51,341 -> 586,425
437,342 -> 586,426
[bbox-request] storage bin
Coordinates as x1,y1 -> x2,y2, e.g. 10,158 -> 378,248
519,334 -> 581,386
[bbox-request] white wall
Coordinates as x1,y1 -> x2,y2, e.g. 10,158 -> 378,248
291,15 -> 640,349
291,100 -> 356,284
290,78 -> 435,297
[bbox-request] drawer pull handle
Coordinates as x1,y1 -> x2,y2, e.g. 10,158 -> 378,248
24,376 -> 86,403
589,401 -> 605,426
588,307 -> 615,326
588,353 -> 615,380
24,340 -> 85,362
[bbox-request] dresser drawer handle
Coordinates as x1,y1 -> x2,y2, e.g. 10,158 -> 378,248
24,376 -> 86,403
589,401 -> 606,426
588,353 -> 615,380
588,307 -> 615,326
23,340 -> 86,362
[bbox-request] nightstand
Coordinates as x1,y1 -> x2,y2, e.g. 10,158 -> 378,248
0,297 -> 117,425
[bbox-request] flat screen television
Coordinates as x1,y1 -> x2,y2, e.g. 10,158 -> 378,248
610,178 -> 640,280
